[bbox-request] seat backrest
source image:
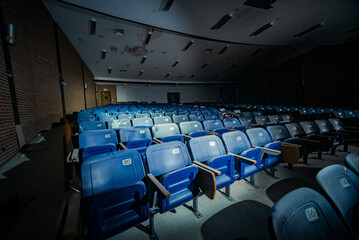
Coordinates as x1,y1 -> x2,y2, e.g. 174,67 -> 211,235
203,119 -> 224,131
179,121 -> 204,135
246,128 -> 272,147
136,113 -> 150,118
146,141 -> 192,177
300,121 -> 320,135
173,115 -> 189,124
189,114 -> 204,122
152,123 -> 180,139
79,129 -> 118,149
281,114 -> 294,122
222,131 -> 251,155
253,111 -> 263,117
79,121 -> 107,132
132,118 -> 153,127
328,118 -> 345,131
238,117 -> 254,127
242,112 -> 254,119
314,120 -> 334,134
153,116 -> 172,125
118,114 -> 134,120
255,116 -> 269,125
81,150 -> 145,198
119,127 -> 152,143
343,110 -> 357,118
285,123 -> 306,138
204,114 -> 218,120
267,125 -> 292,142
268,187 -> 351,240
332,110 -> 345,118
268,115 -> 282,124
108,119 -> 131,129
151,113 -> 164,119
316,164 -> 359,237
222,118 -> 241,128
345,152 -> 359,176
188,135 -> 226,163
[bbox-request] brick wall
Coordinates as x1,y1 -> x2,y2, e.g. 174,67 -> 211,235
0,0 -> 96,164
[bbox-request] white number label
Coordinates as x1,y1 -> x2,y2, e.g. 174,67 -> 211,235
237,136 -> 242,141
122,158 -> 132,166
97,124 -> 102,127
140,130 -> 145,134
145,120 -> 149,123
259,133 -> 264,137
209,141 -> 216,147
305,207 -> 319,222
105,134 -> 111,138
340,178 -> 350,188
165,119 -> 169,122
170,127 -> 175,131
215,122 -> 219,125
194,124 -> 198,128
172,148 -> 180,154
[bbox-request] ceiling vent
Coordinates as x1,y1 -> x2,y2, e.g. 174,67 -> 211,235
89,18 -> 96,35
182,40 -> 194,51
244,0 -> 277,9
159,0 -> 175,11
294,23 -> 324,37
201,62 -> 209,69
250,22 -> 274,36
250,47 -> 263,56
172,60 -> 180,67
140,56 -> 147,64
211,14 -> 233,30
217,45 -> 229,55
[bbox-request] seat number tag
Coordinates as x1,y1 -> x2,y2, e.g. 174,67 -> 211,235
122,158 -> 132,166
293,127 -> 297,130
194,124 -> 198,127
279,129 -> 282,133
123,122 -> 127,124
172,148 -> 180,154
170,127 -> 175,131
233,121 -> 236,123
237,136 -> 242,141
210,141 -> 216,147
145,120 -> 149,123
215,122 -> 219,125
259,133 -> 264,137
340,178 -> 350,188
140,130 -> 145,134
105,134 -> 111,138
183,117 -> 186,120
323,123 -> 326,126
165,119 -> 169,121
305,207 -> 319,222
97,124 -> 102,127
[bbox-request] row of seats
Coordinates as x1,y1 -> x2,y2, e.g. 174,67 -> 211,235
268,153 -> 359,239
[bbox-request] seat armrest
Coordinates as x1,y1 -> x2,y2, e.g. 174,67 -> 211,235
193,161 -> 221,176
282,142 -> 301,148
181,134 -> 193,139
147,174 -> 170,198
253,145 -> 281,155
206,131 -> 218,135
227,152 -> 257,164
152,138 -> 163,144
118,142 -> 128,150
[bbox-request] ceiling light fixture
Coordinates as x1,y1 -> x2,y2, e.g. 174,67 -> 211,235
159,0 -> 175,11
101,49 -> 106,59
217,45 -> 229,55
107,67 -> 112,74
141,56 -> 147,64
250,22 -> 274,36
182,40 -> 194,51
211,14 -> 233,30
144,31 -> 152,45
294,23 -> 324,37
172,60 -> 180,67
89,18 -> 96,35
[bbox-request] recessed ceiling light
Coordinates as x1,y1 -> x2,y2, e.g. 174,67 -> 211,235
101,49 -> 106,59
211,14 -> 233,30
89,18 -> 96,35
182,40 -> 194,51
217,45 -> 229,55
107,67 -> 112,74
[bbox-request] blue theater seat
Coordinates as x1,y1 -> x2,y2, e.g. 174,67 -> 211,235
108,119 -> 131,130
179,121 -> 207,138
136,113 -> 150,118
345,152 -> 359,176
204,113 -> 218,120
132,118 -> 154,128
81,150 -> 151,239
238,117 -> 255,127
222,118 -> 241,129
146,141 -> 200,214
316,164 -> 359,238
221,131 -> 261,182
151,123 -> 184,143
280,114 -> 294,123
153,116 -> 172,125
203,119 -> 229,137
173,115 -> 189,124
79,121 -> 106,132
119,127 -> 152,159
79,129 -> 118,160
189,114 -> 204,122
189,135 -> 235,200
268,187 -> 351,240
246,128 -> 281,169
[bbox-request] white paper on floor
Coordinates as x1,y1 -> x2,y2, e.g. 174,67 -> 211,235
0,153 -> 30,179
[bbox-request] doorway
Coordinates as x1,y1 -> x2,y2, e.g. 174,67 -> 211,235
101,91 -> 111,105
167,92 -> 180,104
